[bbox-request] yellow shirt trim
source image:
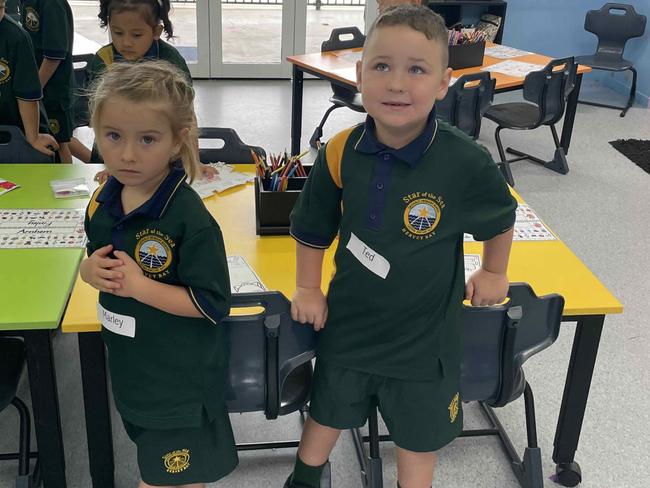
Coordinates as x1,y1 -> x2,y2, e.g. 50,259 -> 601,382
325,126 -> 356,189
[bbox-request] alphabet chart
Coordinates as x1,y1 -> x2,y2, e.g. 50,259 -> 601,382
0,209 -> 87,249
464,204 -> 556,242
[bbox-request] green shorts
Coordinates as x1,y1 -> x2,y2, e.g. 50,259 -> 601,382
310,359 -> 463,452
121,408 -> 238,486
43,100 -> 73,143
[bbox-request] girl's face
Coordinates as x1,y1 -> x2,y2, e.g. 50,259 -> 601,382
109,9 -> 163,61
96,96 -> 182,193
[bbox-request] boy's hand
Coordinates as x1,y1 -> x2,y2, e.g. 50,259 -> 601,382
27,133 -> 59,156
465,268 -> 509,306
94,169 -> 110,183
291,286 -> 328,331
111,250 -> 147,299
200,164 -> 219,181
79,244 -> 124,293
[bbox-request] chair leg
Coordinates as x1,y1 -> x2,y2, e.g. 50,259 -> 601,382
520,382 -> 543,488
367,409 -> 383,488
310,105 -> 340,149
11,398 -> 31,477
621,67 -> 637,117
494,127 -> 515,186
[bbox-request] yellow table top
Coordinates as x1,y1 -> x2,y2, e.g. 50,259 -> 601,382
62,166 -> 622,333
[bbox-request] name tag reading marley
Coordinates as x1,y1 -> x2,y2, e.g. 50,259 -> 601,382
346,232 -> 390,279
97,303 -> 136,338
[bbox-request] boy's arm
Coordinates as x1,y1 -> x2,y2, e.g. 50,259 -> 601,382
465,227 -> 514,306
292,242 -> 328,330
17,99 -> 58,156
39,58 -> 61,88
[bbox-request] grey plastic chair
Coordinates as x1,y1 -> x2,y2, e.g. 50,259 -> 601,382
0,125 -> 55,164
309,27 -> 366,149
352,283 -> 565,488
576,3 -> 646,117
0,338 -> 40,488
198,127 -> 266,164
223,292 -> 332,487
483,57 -> 577,186
436,72 -> 495,139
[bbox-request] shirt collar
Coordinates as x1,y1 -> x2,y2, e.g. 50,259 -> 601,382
354,107 -> 438,167
112,40 -> 160,62
96,162 -> 186,221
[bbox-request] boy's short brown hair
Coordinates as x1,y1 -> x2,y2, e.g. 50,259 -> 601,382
367,4 -> 449,68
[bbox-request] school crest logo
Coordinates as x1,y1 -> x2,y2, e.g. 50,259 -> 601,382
401,192 -> 445,240
0,60 -> 10,84
24,7 -> 40,31
162,449 -> 190,474
134,229 -> 175,278
49,119 -> 60,135
448,392 -> 460,423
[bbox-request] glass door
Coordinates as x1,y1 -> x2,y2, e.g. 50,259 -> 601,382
167,0 -> 211,77
209,0 -> 305,78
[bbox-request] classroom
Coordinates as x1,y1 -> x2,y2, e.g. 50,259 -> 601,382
0,0 -> 648,487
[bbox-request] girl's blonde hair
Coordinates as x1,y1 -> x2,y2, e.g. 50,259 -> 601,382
89,60 -> 201,182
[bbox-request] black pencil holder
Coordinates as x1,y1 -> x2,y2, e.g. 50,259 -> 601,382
254,166 -> 311,235
448,41 -> 485,70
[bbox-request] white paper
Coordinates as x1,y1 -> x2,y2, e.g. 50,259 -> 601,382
0,209 -> 87,249
346,232 -> 390,279
481,60 -> 545,78
485,46 -> 532,59
191,163 -> 255,199
97,302 -> 136,338
335,51 -> 362,64
463,204 -> 556,242
464,254 -> 481,282
227,255 -> 267,294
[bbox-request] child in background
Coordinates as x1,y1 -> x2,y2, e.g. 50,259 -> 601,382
20,0 -> 74,162
0,0 -> 58,158
286,6 -> 516,488
80,61 -> 238,488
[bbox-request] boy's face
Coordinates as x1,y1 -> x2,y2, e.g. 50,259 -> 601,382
357,25 -> 451,146
109,9 -> 163,61
96,96 -> 181,192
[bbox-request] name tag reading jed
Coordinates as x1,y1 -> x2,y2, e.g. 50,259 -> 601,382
97,303 -> 136,338
346,232 -> 391,279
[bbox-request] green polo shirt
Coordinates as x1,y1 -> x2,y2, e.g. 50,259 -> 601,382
85,165 -> 232,429
290,114 -> 517,381
88,40 -> 192,84
20,0 -> 73,107
0,15 -> 49,134
6,0 -> 20,22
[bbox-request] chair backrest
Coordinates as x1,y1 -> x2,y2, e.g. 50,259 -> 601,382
0,126 -> 55,164
322,27 -> 365,97
223,292 -> 316,419
72,53 -> 95,128
523,57 -> 577,126
436,72 -> 495,139
198,127 -> 266,164
460,283 -> 564,406
585,3 -> 647,58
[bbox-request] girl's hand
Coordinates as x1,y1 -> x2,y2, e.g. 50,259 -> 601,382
465,268 -> 509,306
79,244 -> 123,293
111,250 -> 147,299
200,164 -> 219,181
94,169 -> 110,183
291,286 -> 328,331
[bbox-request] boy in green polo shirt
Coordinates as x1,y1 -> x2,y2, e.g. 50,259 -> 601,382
286,5 -> 516,488
20,0 -> 74,162
0,0 -> 58,158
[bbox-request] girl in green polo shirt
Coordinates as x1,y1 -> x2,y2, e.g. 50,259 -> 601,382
80,61 -> 237,488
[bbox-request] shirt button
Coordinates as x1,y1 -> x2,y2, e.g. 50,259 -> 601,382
383,154 -> 390,160
369,213 -> 377,220
116,224 -> 123,230
376,182 -> 384,190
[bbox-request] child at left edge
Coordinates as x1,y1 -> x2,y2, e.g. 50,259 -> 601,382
80,60 -> 238,488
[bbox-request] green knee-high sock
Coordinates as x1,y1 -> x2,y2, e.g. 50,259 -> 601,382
289,456 -> 326,488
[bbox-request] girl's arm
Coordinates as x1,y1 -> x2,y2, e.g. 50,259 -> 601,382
111,250 -> 203,318
17,99 -> 59,155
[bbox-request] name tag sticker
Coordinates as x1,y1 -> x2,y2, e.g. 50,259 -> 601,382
97,303 -> 136,338
346,232 -> 391,279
